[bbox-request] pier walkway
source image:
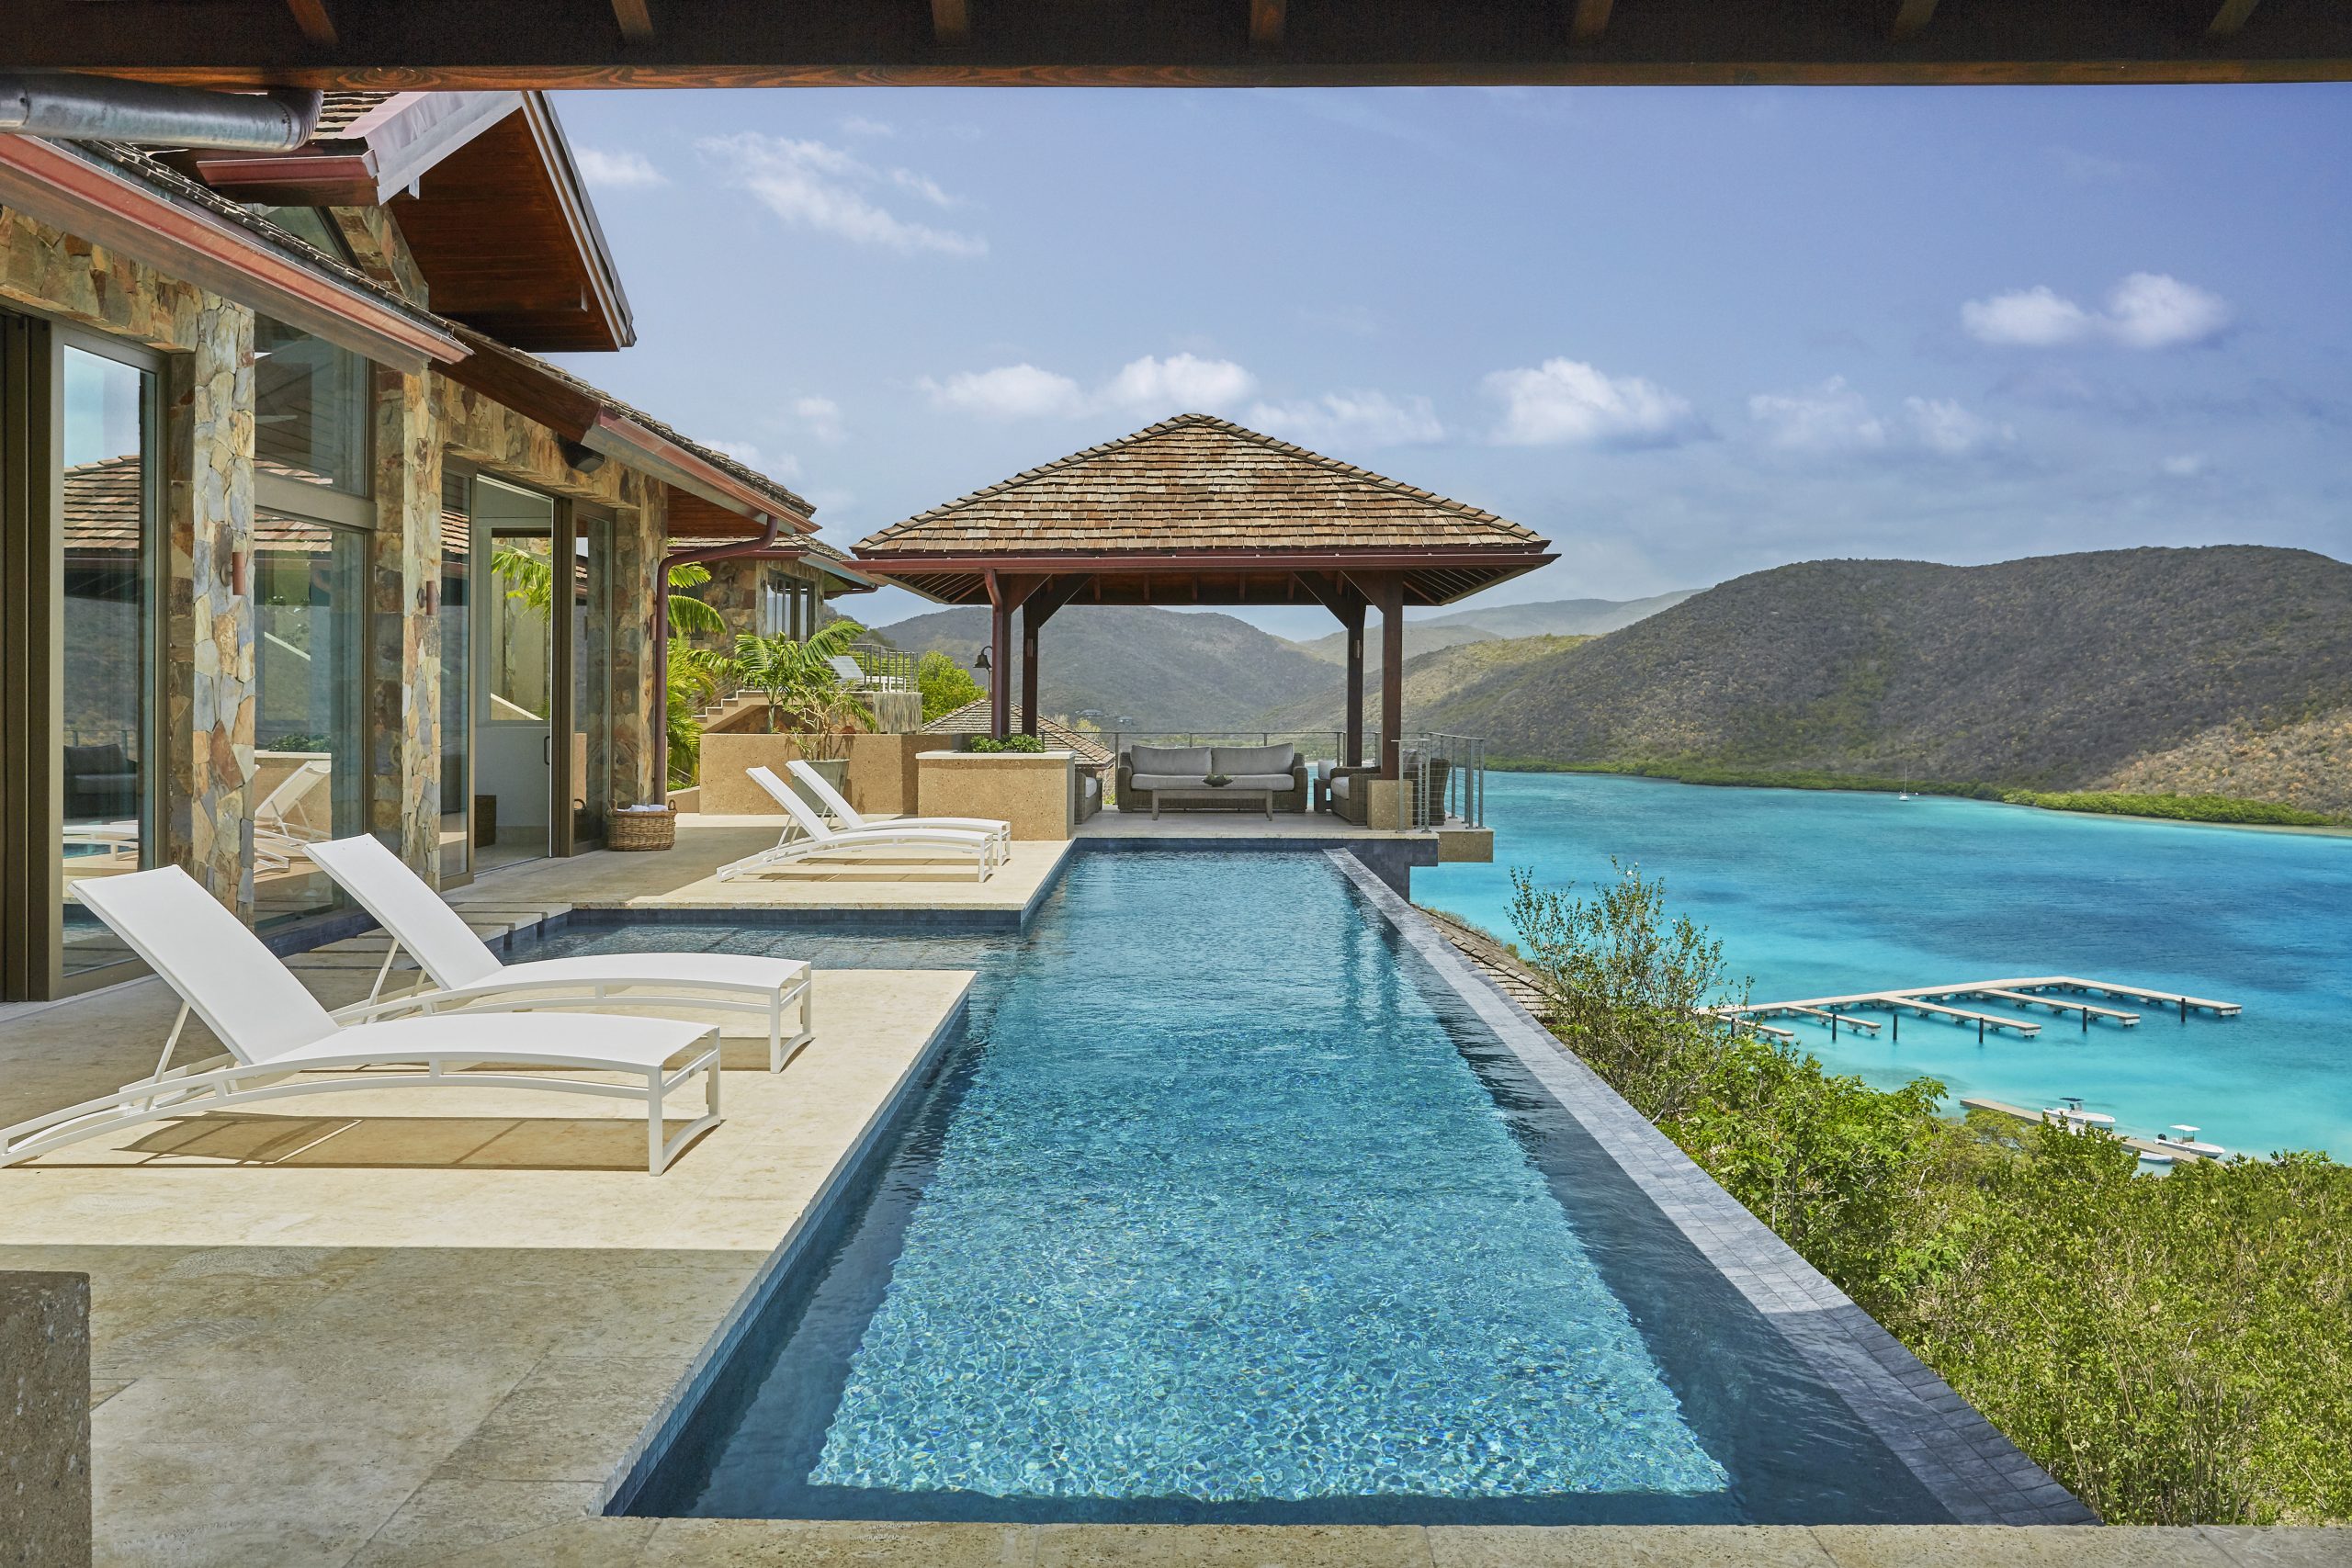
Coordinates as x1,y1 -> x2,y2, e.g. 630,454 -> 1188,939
1716,974 -> 2242,1040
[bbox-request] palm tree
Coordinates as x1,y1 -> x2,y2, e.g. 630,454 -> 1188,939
730,620 -> 875,760
492,547 -> 727,637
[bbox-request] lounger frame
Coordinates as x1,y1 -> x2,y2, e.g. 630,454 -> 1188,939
717,767 -> 1001,884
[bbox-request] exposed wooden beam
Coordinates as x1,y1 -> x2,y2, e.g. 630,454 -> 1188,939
1250,0 -> 1285,49
611,0 -> 654,42
1890,0 -> 1938,39
2210,0 -> 2262,38
284,0 -> 336,47
26,0 -> 2352,90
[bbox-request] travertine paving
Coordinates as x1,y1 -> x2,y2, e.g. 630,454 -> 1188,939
0,947 -> 970,1567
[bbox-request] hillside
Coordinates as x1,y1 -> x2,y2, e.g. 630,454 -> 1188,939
1259,635 -> 1590,739
1410,547 -> 2352,813
869,604 -> 1339,732
1290,591 -> 1695,665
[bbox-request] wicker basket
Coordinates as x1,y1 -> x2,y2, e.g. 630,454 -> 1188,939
605,807 -> 677,852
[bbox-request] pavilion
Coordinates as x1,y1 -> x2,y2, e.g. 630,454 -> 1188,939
854,414 -> 1555,781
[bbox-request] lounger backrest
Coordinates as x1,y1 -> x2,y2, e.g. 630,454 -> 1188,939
71,867 -> 338,1064
302,834 -> 503,991
785,759 -> 868,830
254,756 -> 331,830
749,766 -> 837,843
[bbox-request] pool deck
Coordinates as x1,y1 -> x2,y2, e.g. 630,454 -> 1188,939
0,934 -> 974,1566
0,838 -> 2343,1566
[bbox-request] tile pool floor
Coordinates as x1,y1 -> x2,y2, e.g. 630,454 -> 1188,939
0,838 -> 2343,1563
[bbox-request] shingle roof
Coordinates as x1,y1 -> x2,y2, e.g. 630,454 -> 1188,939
858,414 -> 1545,558
922,701 -> 1114,766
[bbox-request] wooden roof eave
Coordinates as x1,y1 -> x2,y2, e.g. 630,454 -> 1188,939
859,548 -> 1557,607
0,136 -> 467,375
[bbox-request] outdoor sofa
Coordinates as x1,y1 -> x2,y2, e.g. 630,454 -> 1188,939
1117,743 -> 1308,814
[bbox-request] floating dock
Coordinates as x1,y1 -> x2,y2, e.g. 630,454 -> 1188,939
1960,1098 -> 2212,1164
1716,973 -> 2240,1039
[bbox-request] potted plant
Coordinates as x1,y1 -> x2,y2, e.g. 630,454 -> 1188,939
730,621 -> 876,805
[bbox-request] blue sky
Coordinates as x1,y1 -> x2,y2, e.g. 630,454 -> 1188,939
548,85 -> 2352,638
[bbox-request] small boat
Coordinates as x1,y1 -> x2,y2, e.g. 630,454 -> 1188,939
2155,1124 -> 2226,1157
2137,1148 -> 2179,1168
2045,1096 -> 2117,1129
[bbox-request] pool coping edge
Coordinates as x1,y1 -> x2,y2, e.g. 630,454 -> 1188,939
1322,849 -> 2098,1529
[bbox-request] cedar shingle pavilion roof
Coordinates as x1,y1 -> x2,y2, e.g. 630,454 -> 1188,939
855,414 -> 1553,608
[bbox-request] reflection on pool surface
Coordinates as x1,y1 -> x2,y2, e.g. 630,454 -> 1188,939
562,852 -> 1957,1524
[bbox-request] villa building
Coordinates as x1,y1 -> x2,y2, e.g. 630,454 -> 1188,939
0,95 -> 861,1000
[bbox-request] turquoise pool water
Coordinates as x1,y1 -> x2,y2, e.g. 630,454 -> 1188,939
607,852 -> 1954,1523
1416,773 -> 2352,1159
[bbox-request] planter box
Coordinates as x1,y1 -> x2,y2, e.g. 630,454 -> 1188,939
917,750 -> 1075,841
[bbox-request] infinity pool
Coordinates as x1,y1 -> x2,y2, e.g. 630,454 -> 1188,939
576,852 -> 1959,1523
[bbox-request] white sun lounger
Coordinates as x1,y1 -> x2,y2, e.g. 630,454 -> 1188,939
717,766 -> 1001,884
302,834 -> 816,1071
783,759 -> 1011,856
0,867 -> 721,1174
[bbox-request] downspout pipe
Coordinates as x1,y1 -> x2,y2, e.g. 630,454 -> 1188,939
654,514 -> 781,803
0,75 -> 323,152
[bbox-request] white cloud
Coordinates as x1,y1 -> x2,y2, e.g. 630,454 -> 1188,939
1962,285 -> 2097,347
888,167 -> 959,209
2103,272 -> 2233,349
919,364 -> 1087,420
2161,453 -> 2210,478
839,116 -> 895,138
704,439 -> 801,481
1962,273 -> 2231,350
1483,358 -> 1699,447
1248,391 -> 1445,449
1748,378 -> 2012,459
792,395 -> 847,446
1101,354 -> 1257,414
700,132 -> 985,258
1748,378 -> 1887,453
575,148 -> 665,190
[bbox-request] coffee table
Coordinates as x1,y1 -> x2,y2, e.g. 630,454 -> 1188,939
1149,785 -> 1273,821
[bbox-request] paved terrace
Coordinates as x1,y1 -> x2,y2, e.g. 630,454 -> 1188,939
0,833 -> 2341,1565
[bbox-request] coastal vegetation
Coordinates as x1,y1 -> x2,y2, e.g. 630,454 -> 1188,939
1503,864 -> 2352,1527
1487,761 -> 2349,827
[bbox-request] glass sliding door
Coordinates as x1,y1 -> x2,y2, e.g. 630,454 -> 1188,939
439,471 -> 473,882
473,475 -> 558,869
57,343 -> 157,983
567,508 -> 613,850
250,510 -> 366,928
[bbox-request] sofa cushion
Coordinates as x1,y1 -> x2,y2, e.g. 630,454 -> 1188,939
1080,773 -> 1102,800
1222,773 -> 1297,790
1209,743 -> 1295,776
1128,744 -> 1210,777
1129,773 -> 1209,792
1328,773 -> 1352,800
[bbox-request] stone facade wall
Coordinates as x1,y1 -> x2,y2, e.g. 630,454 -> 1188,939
371,368 -> 446,877
2,209 -> 257,916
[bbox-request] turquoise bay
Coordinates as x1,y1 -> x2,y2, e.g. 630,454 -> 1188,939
1415,773 -> 2352,1160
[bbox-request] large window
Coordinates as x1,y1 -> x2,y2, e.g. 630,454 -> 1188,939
440,471 -> 472,881
251,509 -> 367,928
254,316 -> 370,496
56,344 -> 157,981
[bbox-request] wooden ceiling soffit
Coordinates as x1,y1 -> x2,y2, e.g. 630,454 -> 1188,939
388,101 -> 634,353
25,0 -> 2352,88
0,138 -> 463,374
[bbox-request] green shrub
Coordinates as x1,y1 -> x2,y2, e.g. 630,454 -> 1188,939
967,733 -> 1045,753
917,649 -> 984,723
1507,863 -> 2352,1525
1998,790 -> 2343,828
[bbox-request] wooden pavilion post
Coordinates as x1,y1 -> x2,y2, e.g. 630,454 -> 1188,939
1341,592 -> 1366,768
984,571 -> 1012,739
1377,574 -> 1404,779
1020,606 -> 1041,737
